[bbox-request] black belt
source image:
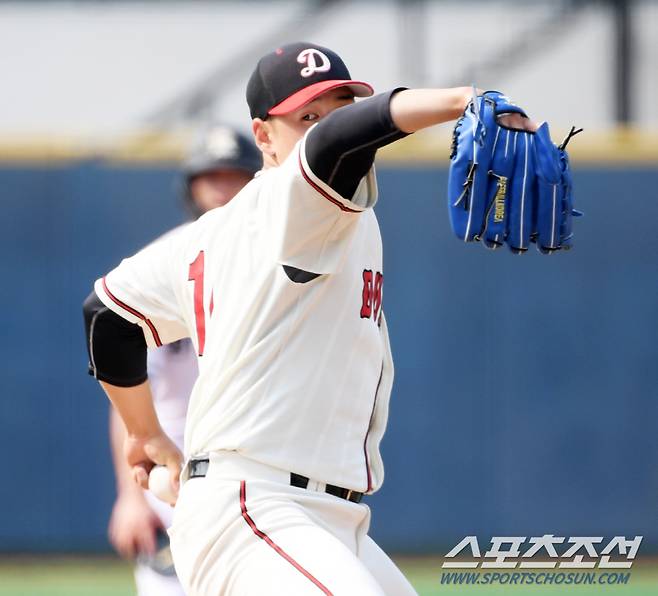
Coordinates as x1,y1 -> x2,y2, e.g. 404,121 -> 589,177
290,472 -> 363,503
188,459 -> 363,504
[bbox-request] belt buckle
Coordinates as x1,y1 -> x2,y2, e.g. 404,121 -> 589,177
185,456 -> 210,481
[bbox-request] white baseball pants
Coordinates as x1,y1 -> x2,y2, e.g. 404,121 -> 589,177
169,451 -> 417,595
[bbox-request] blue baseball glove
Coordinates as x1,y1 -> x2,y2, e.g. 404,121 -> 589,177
447,90 -> 582,254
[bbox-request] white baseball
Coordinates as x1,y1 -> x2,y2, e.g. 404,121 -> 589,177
148,465 -> 177,504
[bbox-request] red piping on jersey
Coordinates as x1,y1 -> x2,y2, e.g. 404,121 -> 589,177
363,366 -> 384,493
239,481 -> 333,595
298,152 -> 360,214
101,277 -> 163,347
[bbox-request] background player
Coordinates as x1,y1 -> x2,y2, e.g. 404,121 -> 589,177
106,123 -> 260,596
85,42 -> 538,594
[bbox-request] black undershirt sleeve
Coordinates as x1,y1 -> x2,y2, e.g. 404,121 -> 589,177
304,88 -> 409,199
83,290 -> 148,387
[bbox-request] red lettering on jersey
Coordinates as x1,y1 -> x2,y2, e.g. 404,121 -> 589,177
360,269 -> 383,321
373,272 -> 383,322
360,270 -> 373,319
188,250 -> 206,356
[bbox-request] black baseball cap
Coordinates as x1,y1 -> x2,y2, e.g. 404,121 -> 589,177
246,42 -> 373,120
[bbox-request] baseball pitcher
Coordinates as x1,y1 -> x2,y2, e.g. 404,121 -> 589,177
84,42 -> 559,595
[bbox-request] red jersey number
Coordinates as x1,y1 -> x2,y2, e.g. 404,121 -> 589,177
188,250 -> 206,356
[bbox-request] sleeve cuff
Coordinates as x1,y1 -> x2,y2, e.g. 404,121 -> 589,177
298,134 -> 378,213
94,277 -> 163,348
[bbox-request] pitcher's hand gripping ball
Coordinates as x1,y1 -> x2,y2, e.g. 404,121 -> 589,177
148,465 -> 177,505
448,90 -> 582,254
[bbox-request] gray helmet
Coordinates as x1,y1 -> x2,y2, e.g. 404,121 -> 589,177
182,123 -> 261,217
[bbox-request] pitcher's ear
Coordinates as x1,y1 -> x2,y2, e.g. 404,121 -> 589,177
252,119 -> 275,156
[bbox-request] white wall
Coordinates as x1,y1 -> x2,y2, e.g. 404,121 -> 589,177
0,0 -> 655,140
636,0 -> 658,121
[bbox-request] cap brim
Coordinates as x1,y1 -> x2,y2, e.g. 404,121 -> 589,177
268,80 -> 374,117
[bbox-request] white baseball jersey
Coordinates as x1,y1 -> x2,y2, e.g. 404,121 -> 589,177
147,340 -> 197,451
95,131 -> 393,492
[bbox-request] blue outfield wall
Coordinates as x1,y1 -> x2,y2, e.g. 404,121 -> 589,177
0,161 -> 656,553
